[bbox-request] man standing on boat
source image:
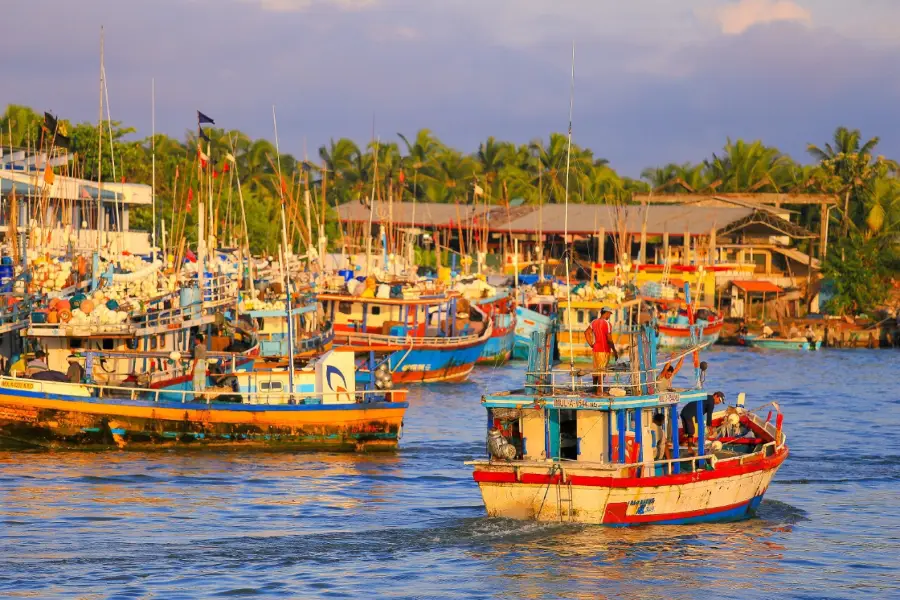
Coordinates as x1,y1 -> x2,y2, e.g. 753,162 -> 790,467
585,307 -> 618,394
192,333 -> 208,400
680,391 -> 725,455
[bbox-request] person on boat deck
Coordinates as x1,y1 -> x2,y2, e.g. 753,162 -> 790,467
585,306 -> 618,393
7,354 -> 25,377
762,324 -> 775,339
66,353 -> 85,384
657,355 -> 685,391
192,334 -> 208,397
680,391 -> 725,454
788,323 -> 800,339
804,325 -> 816,343
25,351 -> 49,377
652,413 -> 670,461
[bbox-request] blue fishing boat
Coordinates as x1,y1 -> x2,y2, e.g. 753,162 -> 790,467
513,292 -> 558,360
739,335 -> 822,351
318,291 -> 491,383
470,293 -> 516,365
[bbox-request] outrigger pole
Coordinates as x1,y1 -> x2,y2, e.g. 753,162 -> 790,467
272,105 -> 296,398
562,41 -> 577,387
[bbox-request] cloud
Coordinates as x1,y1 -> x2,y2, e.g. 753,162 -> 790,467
241,0 -> 376,12
715,0 -> 811,35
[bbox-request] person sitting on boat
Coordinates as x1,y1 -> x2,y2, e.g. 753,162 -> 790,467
657,355 -> 685,391
25,351 -> 49,377
762,324 -> 775,339
584,306 -> 618,394
66,353 -> 85,384
8,354 -> 25,377
192,334 -> 208,399
680,391 -> 725,454
788,323 -> 801,339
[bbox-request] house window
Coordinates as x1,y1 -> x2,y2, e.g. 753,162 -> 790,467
577,310 -> 585,324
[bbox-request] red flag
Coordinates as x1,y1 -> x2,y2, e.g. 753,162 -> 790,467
186,188 -> 193,213
213,170 -> 219,179
120,176 -> 126,183
185,249 -> 197,263
222,162 -> 230,173
398,170 -> 405,184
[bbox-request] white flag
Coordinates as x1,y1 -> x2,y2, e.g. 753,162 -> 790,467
473,184 -> 484,197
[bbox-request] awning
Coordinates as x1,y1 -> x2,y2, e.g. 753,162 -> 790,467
79,185 -> 122,202
732,280 -> 783,293
0,176 -> 38,196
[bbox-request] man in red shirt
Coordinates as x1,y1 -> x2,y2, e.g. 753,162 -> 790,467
585,306 -> 618,394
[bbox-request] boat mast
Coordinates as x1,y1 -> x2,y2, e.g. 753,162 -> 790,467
96,27 -> 104,249
151,78 -> 157,254
562,41 -> 577,384
272,105 -> 296,396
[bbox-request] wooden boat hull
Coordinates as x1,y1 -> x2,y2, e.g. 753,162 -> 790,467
741,336 -> 822,351
657,320 -> 724,348
0,379 -> 407,451
355,342 -> 487,384
513,306 -> 555,360
472,446 -> 787,525
477,326 -> 515,365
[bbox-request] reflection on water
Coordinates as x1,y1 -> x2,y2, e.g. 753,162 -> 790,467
1,350 -> 899,598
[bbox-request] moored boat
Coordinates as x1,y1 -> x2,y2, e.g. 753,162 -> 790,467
0,349 -> 407,451
471,293 -> 516,365
467,326 -> 788,525
739,334 -> 822,351
656,305 -> 724,348
318,289 -> 491,383
513,291 -> 558,361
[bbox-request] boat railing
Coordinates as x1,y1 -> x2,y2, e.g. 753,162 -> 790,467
523,367 -> 665,396
0,375 -> 399,406
337,320 -> 492,348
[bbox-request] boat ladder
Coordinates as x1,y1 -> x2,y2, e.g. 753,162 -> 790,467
556,469 -> 574,522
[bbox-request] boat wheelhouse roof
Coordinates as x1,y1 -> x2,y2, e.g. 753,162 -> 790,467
317,291 -> 459,306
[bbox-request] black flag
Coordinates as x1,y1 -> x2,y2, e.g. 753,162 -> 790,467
197,111 -> 215,125
198,127 -> 211,143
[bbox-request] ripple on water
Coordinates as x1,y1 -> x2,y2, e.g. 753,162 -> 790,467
0,350 -> 898,599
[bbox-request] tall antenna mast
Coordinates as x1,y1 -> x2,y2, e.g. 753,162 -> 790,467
272,105 -> 296,397
151,78 -> 156,253
562,41 -> 577,382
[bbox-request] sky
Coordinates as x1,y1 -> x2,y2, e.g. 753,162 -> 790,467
3,0 -> 900,176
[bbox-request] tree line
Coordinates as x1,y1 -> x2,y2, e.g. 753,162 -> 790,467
1,104 -> 897,314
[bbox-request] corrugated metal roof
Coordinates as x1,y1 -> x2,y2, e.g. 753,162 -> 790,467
337,201 -> 756,235
732,280 -> 783,293
491,204 -> 754,236
337,201 -> 492,228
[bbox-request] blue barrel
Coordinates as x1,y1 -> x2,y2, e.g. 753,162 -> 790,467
1,256 -> 12,266
338,269 -> 353,281
0,264 -> 13,292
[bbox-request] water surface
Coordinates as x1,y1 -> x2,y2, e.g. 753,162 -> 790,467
1,348 -> 898,599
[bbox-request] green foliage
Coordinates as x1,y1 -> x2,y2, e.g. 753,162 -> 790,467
822,234 -> 893,315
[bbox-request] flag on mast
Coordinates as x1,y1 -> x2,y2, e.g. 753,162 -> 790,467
197,111 -> 215,125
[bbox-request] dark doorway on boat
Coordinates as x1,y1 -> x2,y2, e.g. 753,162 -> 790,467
559,410 -> 578,460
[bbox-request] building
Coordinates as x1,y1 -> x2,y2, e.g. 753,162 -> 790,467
0,149 -> 152,255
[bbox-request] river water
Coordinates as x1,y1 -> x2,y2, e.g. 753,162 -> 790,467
1,348 -> 898,599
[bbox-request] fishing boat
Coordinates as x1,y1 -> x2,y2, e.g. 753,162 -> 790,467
470,293 -> 516,365
0,349 -> 407,451
654,303 -> 724,348
739,334 -> 821,351
467,328 -> 788,525
239,292 -> 334,360
513,290 -> 558,360
318,288 -> 491,384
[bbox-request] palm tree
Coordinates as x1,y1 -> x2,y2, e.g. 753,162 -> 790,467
704,139 -> 787,193
807,126 -> 890,236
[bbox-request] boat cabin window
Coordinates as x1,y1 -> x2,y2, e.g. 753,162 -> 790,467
149,336 -> 158,350
577,310 -> 585,324
259,381 -> 284,392
69,338 -> 84,349
102,338 -> 115,350
559,410 -> 578,460
371,306 -> 381,316
338,302 -> 352,315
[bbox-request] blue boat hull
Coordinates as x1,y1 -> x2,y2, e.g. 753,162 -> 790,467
358,339 -> 489,384
478,328 -> 516,365
513,306 -> 555,360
